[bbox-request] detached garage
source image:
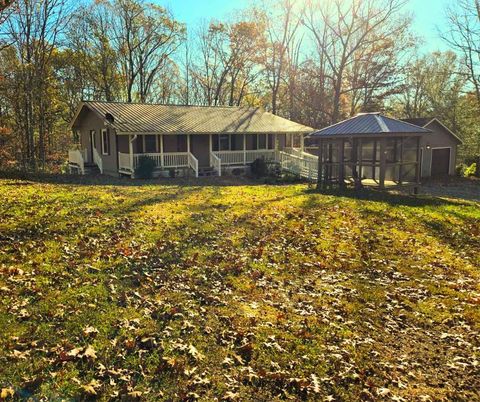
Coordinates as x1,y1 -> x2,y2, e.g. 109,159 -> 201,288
401,118 -> 462,178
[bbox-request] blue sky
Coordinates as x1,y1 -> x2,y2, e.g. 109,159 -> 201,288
161,0 -> 451,53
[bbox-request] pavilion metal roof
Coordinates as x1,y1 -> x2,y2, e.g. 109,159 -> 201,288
309,113 -> 431,138
71,101 -> 314,135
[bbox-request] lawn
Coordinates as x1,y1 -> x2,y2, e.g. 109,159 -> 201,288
0,176 -> 479,401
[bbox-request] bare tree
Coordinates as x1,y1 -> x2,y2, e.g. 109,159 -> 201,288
303,0 -> 410,123
2,0 -> 68,169
261,0 -> 301,115
443,0 -> 480,108
113,0 -> 185,103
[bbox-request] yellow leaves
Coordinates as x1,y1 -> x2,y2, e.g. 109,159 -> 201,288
187,344 -> 204,361
83,326 -> 99,337
83,345 -> 97,360
81,379 -> 102,395
0,388 -> 14,400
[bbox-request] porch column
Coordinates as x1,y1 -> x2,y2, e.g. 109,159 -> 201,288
300,134 -> 305,152
379,138 -> 386,189
159,134 -> 164,168
187,134 -> 191,153
243,134 -> 247,165
129,135 -> 134,172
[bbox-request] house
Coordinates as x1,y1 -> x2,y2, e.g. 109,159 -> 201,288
308,113 -> 431,189
401,118 -> 462,178
68,101 -> 314,178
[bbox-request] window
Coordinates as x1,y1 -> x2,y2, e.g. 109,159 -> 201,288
258,134 -> 267,149
101,129 -> 110,155
145,135 -> 157,153
219,135 -> 230,151
177,135 -> 188,152
231,134 -> 243,151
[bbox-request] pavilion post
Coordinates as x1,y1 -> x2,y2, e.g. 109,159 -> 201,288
379,138 -> 386,189
338,139 -> 345,187
317,139 -> 323,190
399,138 -> 404,185
415,136 -> 421,184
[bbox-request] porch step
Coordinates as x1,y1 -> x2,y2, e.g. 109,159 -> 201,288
198,167 -> 217,177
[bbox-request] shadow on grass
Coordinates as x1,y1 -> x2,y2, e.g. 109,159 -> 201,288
0,171 -> 271,188
304,186 -> 471,208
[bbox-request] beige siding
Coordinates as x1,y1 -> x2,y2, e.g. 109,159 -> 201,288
75,109 -> 118,177
420,120 -> 458,177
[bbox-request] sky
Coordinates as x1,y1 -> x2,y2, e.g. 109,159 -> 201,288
161,0 -> 452,53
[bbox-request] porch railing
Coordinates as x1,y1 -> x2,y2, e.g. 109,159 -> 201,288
93,147 -> 103,174
188,153 -> 199,177
210,152 -> 222,176
213,149 -> 276,166
278,151 -> 318,181
68,149 -> 86,174
119,152 -> 132,172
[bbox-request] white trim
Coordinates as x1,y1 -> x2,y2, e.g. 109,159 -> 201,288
101,129 -> 109,156
429,146 -> 453,176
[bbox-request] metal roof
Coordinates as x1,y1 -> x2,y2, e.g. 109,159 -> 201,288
71,101 -> 314,135
309,113 -> 431,138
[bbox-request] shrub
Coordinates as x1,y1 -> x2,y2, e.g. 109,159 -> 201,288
463,163 -> 477,177
134,156 -> 156,179
251,158 -> 268,178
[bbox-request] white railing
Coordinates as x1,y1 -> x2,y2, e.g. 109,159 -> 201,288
134,153 -> 163,169
119,152 -> 133,172
213,149 -> 276,166
188,153 -> 199,177
68,149 -> 85,174
278,151 -> 318,181
163,153 -> 189,168
93,147 -> 103,174
210,152 -> 222,176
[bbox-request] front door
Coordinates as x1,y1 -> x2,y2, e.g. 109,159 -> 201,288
431,148 -> 450,176
190,135 -> 210,167
90,130 -> 96,163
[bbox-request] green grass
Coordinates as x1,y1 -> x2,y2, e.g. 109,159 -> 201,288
0,176 -> 479,401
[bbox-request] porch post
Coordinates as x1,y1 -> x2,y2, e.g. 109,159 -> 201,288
379,138 -> 386,189
300,134 -> 305,152
243,134 -> 246,165
160,134 -> 164,168
187,134 -> 191,153
129,135 -> 134,172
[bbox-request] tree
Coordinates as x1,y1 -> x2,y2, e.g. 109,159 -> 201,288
113,0 -> 185,103
1,0 -> 69,169
443,0 -> 480,109
261,0 -> 301,115
303,0 -> 411,123
190,17 -> 265,106
396,52 -> 466,128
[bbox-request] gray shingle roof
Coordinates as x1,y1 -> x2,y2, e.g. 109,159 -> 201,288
309,113 -> 430,138
73,101 -> 314,135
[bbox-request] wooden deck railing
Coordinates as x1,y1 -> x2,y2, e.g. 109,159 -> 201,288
210,152 -> 222,176
68,149 -> 86,174
213,149 -> 276,166
93,147 -> 103,174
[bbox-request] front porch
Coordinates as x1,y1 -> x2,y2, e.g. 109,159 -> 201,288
116,133 -> 305,178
